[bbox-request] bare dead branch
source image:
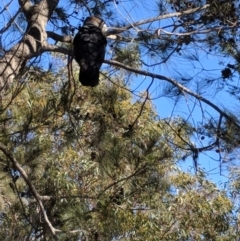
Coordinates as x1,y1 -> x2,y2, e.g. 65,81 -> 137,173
157,25 -> 240,37
106,4 -> 210,35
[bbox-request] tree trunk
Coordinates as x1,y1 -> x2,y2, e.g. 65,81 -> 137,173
0,0 -> 59,92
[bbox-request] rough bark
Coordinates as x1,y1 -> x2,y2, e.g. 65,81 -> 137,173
0,0 -> 59,92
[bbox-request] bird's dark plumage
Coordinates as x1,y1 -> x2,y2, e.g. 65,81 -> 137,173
73,16 -> 107,87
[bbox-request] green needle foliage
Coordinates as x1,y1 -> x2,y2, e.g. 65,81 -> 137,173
1,0 -> 240,240
0,65 -> 234,240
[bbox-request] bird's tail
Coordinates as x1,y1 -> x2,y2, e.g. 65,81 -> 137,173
79,68 -> 100,87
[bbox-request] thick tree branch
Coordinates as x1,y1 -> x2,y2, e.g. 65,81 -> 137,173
105,59 -> 240,129
18,0 -> 32,17
0,0 -> 60,90
24,42 -> 70,58
45,0 -> 60,19
47,31 -> 73,43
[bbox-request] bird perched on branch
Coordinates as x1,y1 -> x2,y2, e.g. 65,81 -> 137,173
73,16 -> 107,87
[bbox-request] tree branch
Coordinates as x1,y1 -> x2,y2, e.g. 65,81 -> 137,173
106,4 -> 210,35
42,43 -> 70,56
98,164 -> 147,198
0,142 -> 60,240
105,59 -> 240,129
156,24 -> 240,37
46,31 -> 132,43
18,0 -> 32,18
47,31 -> 73,43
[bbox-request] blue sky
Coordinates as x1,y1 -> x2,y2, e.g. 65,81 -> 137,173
108,0 -> 240,187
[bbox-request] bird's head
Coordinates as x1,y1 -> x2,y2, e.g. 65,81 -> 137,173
84,16 -> 107,33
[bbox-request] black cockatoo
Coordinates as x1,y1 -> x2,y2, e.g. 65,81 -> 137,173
73,16 -> 107,87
